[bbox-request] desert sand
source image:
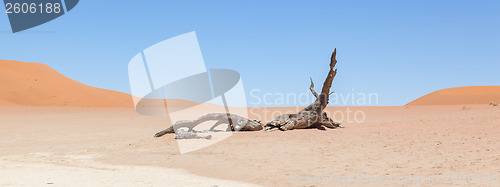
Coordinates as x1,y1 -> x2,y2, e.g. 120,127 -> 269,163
1,60 -> 499,186
406,86 -> 500,106
0,105 -> 499,186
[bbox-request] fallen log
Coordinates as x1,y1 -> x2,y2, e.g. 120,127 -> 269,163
155,49 -> 342,138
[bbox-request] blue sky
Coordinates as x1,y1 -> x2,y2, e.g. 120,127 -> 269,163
1,0 -> 499,106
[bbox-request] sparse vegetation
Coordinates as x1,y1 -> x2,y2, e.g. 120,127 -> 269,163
489,102 -> 499,106
462,105 -> 471,110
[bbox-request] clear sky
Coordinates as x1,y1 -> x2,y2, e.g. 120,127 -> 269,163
1,0 -> 499,106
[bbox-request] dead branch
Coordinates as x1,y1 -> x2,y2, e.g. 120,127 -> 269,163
309,77 -> 319,99
154,113 -> 263,137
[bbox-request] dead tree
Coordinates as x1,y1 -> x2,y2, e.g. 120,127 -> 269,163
154,49 -> 341,137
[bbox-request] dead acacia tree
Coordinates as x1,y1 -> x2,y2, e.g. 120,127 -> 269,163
155,49 -> 341,138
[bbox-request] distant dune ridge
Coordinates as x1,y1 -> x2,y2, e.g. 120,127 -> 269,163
406,86 -> 500,106
0,60 -> 134,108
2,60 -> 499,108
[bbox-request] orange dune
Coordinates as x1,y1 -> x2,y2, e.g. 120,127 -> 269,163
0,99 -> 16,105
0,60 -> 134,108
406,86 -> 500,106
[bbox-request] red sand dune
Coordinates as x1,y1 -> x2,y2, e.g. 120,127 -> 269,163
4,59 -> 499,109
406,86 -> 500,106
0,60 -> 134,108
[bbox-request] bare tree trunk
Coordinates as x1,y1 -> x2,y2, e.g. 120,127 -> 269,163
154,113 -> 263,137
154,49 -> 341,137
263,48 -> 340,131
